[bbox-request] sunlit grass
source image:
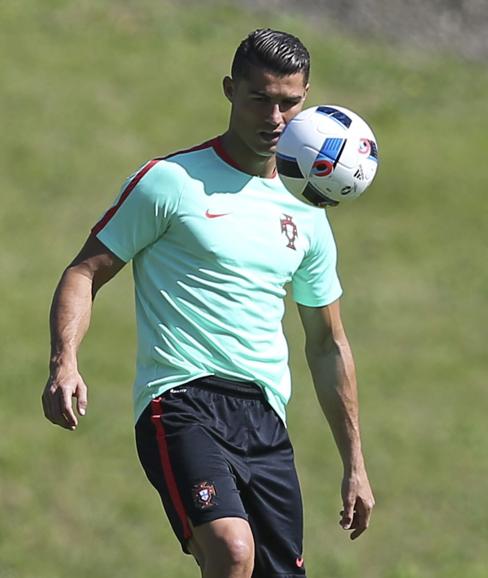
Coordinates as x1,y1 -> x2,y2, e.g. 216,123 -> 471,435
1,1 -> 487,577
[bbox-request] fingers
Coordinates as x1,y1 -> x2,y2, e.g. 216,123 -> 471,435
340,470 -> 375,540
349,503 -> 370,540
42,389 -> 73,430
41,374 -> 88,431
340,501 -> 354,530
340,498 -> 374,540
76,382 -> 88,417
60,388 -> 78,430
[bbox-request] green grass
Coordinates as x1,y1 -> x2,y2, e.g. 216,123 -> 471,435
1,1 -> 487,577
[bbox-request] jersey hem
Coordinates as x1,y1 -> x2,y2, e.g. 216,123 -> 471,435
293,288 -> 343,308
94,231 -> 131,263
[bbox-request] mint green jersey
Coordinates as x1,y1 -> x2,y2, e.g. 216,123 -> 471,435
93,137 -> 342,423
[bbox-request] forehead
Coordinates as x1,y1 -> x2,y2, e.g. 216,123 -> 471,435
237,66 -> 308,97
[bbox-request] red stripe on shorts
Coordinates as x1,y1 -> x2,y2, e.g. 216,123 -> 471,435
92,158 -> 161,235
150,398 -> 192,541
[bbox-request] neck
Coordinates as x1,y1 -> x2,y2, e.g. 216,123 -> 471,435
220,131 -> 276,178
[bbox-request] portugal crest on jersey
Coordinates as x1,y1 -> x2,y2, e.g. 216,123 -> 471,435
280,214 -> 298,250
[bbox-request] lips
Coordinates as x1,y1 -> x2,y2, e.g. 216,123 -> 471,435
259,131 -> 282,143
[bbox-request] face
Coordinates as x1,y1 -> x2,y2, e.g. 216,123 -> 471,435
223,66 -> 309,158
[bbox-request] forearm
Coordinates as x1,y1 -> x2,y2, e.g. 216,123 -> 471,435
49,266 -> 94,371
43,236 -> 125,429
299,301 -> 374,536
306,336 -> 364,473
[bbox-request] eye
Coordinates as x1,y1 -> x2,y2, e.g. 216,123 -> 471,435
251,94 -> 269,103
281,99 -> 301,110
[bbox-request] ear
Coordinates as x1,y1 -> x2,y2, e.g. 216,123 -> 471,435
222,76 -> 234,102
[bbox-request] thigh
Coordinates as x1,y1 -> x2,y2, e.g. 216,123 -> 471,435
135,387 -> 249,552
245,406 -> 307,578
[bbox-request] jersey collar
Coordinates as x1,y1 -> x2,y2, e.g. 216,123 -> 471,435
211,136 -> 277,179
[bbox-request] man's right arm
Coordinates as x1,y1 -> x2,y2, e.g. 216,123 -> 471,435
42,234 -> 126,431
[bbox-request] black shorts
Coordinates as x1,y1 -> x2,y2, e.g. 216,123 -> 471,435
135,376 -> 306,578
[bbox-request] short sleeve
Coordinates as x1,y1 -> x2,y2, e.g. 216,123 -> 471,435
291,210 -> 343,307
92,159 -> 183,262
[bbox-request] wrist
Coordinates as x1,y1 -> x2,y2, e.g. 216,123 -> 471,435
342,452 -> 366,476
49,352 -> 78,373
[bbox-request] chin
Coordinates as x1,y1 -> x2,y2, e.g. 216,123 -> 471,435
253,143 -> 276,157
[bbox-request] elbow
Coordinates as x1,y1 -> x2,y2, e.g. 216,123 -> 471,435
305,332 -> 350,362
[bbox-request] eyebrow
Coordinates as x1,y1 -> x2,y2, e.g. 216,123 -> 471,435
249,90 -> 303,101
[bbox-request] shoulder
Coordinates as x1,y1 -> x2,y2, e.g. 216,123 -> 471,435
164,137 -> 218,163
138,138 -> 220,189
122,157 -> 189,207
131,138 -> 217,185
310,208 -> 337,249
163,138 -> 219,172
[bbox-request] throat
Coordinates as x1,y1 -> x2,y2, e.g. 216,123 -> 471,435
219,132 -> 277,178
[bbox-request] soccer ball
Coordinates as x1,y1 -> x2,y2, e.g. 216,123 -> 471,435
276,105 -> 379,207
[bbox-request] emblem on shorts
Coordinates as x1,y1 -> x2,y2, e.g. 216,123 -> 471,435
192,481 -> 217,509
296,556 -> 305,568
280,214 -> 298,250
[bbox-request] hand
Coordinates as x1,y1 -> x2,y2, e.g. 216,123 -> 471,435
340,468 -> 375,540
42,367 -> 88,431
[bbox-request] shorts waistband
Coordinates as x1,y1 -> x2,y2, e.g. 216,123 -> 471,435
187,375 -> 264,399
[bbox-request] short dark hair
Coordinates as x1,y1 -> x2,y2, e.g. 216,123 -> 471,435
231,28 -> 310,83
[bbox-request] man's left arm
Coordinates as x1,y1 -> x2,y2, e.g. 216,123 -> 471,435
297,299 -> 375,540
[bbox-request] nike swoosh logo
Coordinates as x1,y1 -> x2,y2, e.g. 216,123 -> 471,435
296,557 -> 304,568
205,209 -> 231,219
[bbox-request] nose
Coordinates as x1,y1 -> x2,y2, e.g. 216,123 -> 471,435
267,104 -> 283,127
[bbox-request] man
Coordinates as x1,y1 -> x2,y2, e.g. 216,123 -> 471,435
42,28 -> 374,578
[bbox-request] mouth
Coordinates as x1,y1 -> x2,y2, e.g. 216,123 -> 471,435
258,130 -> 282,144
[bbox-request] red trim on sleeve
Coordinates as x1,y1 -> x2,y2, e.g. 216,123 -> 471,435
162,134 -> 249,174
92,158 -> 161,235
150,399 -> 193,541
92,135 -> 277,236
164,138 -> 217,160
92,140 -> 217,235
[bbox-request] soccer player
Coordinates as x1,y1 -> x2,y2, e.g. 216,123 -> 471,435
42,28 -> 374,578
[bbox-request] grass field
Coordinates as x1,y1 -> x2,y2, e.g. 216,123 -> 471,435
1,1 -> 487,577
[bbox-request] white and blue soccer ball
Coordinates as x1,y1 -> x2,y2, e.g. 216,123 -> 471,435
276,105 -> 379,207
